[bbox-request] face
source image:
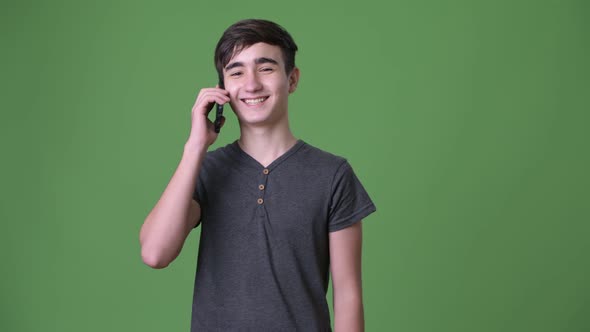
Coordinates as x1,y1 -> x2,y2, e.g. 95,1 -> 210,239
222,42 -> 299,128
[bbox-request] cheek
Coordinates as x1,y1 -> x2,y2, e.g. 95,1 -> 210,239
271,79 -> 290,95
227,88 -> 244,111
225,86 -> 238,100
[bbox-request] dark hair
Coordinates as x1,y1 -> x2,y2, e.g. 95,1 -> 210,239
214,19 -> 298,84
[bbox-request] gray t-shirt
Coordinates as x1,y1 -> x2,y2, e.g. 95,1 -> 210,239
191,139 -> 376,331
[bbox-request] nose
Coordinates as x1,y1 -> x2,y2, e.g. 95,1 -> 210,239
244,71 -> 263,93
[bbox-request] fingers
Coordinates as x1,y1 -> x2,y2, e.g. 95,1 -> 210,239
196,88 -> 229,104
193,88 -> 230,116
197,87 -> 228,98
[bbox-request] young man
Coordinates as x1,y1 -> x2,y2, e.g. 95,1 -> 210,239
139,19 -> 377,331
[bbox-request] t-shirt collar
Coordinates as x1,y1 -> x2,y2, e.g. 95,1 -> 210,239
228,139 -> 306,171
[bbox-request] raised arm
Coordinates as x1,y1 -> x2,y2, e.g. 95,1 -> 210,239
139,86 -> 229,269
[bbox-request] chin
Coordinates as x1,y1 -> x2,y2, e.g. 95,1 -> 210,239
239,117 -> 272,127
235,107 -> 268,121
239,112 -> 284,128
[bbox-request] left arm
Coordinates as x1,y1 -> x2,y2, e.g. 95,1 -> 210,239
330,220 -> 364,332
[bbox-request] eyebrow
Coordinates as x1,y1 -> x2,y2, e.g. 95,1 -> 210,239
224,57 -> 279,71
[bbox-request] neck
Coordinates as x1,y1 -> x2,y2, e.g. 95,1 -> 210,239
237,117 -> 298,168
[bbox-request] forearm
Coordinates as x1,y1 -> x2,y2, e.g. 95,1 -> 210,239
139,142 -> 207,269
333,290 -> 365,332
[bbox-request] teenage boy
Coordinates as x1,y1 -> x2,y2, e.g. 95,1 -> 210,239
139,19 -> 377,331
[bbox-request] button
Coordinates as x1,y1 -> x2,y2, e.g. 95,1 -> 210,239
257,198 -> 264,204
258,184 -> 265,190
262,168 -> 269,174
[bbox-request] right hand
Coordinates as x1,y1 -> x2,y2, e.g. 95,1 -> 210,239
187,85 -> 230,148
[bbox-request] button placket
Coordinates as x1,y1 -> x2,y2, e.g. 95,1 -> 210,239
257,168 -> 270,206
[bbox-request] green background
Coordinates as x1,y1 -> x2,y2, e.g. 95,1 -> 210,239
1,0 -> 588,331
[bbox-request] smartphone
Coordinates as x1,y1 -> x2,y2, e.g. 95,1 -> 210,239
214,79 -> 225,133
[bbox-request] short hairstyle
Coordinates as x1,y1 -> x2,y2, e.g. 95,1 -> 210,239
214,19 -> 298,84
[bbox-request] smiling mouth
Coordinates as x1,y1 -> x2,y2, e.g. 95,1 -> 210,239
241,97 -> 269,105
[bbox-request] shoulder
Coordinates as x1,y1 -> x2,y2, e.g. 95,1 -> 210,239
196,141 -> 238,180
297,140 -> 350,173
202,141 -> 236,164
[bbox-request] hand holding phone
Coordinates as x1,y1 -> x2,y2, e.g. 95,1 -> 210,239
188,82 -> 228,149
214,80 -> 225,133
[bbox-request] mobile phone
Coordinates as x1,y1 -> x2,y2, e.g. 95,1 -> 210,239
214,79 -> 224,133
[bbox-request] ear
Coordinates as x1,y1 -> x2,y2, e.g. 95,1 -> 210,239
288,67 -> 300,94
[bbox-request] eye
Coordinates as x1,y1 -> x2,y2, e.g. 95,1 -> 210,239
260,67 -> 274,72
230,71 -> 242,77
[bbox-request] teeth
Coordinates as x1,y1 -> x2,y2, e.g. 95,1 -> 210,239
244,97 -> 267,105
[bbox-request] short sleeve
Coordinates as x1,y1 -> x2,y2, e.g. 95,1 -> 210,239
192,173 -> 204,205
328,160 -> 377,232
192,172 -> 207,228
